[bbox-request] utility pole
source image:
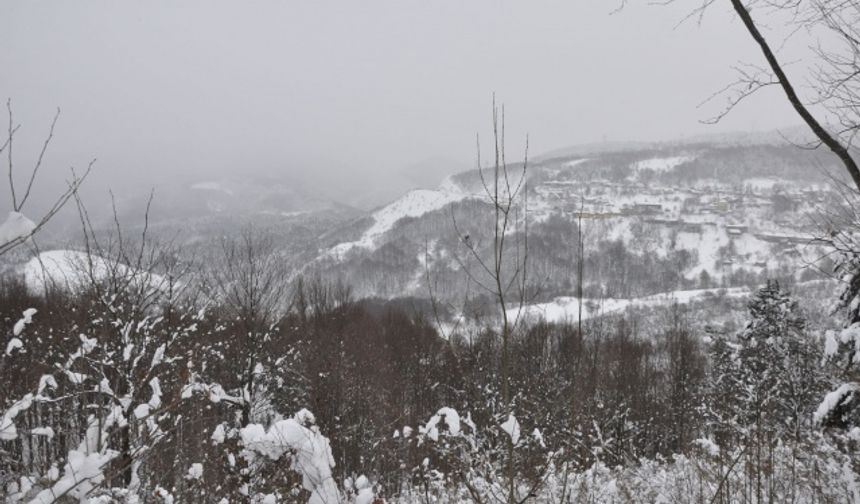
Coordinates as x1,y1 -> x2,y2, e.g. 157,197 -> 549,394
577,198 -> 585,336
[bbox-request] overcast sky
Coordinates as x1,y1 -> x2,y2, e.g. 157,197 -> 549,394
1,1 -> 804,209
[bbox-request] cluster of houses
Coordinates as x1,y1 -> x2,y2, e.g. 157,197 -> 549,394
532,172 -> 833,254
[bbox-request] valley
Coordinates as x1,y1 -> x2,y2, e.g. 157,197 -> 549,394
6,133 -> 846,330
308,138 -> 842,323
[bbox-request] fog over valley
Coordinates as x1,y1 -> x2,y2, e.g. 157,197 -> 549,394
2,2 -> 860,503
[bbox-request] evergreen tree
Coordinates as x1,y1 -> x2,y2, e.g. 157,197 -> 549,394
708,281 -> 825,443
821,253 -> 860,428
706,333 -> 743,448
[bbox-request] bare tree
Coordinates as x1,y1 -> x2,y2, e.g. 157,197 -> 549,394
448,97 -> 537,504
678,1 -> 860,189
0,100 -> 91,256
732,1 -> 859,186
0,195 -> 200,503
451,97 -> 531,408
202,226 -> 290,425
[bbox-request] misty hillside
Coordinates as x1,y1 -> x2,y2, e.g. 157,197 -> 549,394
5,131 -> 859,504
35,135 -> 841,315
8,1 -> 860,502
10,135 -> 844,326
309,140 -> 843,308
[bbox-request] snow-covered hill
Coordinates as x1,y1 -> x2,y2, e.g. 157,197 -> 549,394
23,250 -> 168,297
9,133 -> 844,323
314,141 -> 842,305
328,182 -> 478,257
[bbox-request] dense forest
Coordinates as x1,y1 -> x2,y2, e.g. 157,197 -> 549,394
1,219 -> 859,502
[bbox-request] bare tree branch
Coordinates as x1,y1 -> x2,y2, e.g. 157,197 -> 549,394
0,100 -> 92,256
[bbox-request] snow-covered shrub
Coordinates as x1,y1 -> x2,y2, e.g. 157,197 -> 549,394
0,289 -> 209,502
395,406 -> 556,504
823,226 -> 860,428
384,435 -> 859,503
239,409 -> 339,504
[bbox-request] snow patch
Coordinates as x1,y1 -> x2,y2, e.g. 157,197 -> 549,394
563,158 -> 590,169
330,187 -> 474,256
0,394 -> 34,440
5,338 -> 22,356
23,250 -> 167,297
185,463 -> 203,480
513,287 -> 751,324
190,181 -> 234,196
501,414 -> 521,444
31,426 -> 55,439
815,383 -> 860,425
12,307 -> 37,337
633,155 -> 695,172
0,211 -> 36,246
422,407 -> 461,441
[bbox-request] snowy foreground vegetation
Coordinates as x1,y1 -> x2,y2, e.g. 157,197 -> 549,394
0,113 -> 859,501
1,220 -> 860,503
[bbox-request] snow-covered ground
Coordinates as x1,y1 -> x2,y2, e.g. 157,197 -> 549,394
632,155 -> 696,173
0,212 -> 36,247
510,286 -> 752,324
562,158 -> 589,169
190,180 -> 234,196
318,145 -> 834,304
22,250 -> 167,297
328,182 -> 478,257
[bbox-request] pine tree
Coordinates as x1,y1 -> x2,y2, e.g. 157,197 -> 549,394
706,333 -> 743,448
705,281 -> 826,502
737,280 -> 821,436
708,281 -> 824,442
821,254 -> 860,428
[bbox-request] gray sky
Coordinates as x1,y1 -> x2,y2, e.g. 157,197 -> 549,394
1,0 -> 803,209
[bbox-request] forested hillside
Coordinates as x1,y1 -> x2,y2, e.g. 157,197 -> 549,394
2,134 -> 860,502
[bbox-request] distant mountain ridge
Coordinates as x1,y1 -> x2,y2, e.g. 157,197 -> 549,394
534,125 -> 818,162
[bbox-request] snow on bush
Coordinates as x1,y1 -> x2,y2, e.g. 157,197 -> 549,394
825,324 -> 860,363
353,475 -> 374,504
815,382 -> 860,425
0,211 -> 35,247
29,416 -> 120,503
500,414 -> 521,445
185,462 -> 204,480
5,337 -> 23,356
0,394 -> 34,441
132,377 -> 163,419
211,423 -> 226,444
23,249 -> 168,297
5,308 -> 36,356
344,475 -> 375,504
12,308 -> 37,337
386,439 -> 860,503
239,408 -> 339,504
421,407 -> 461,442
